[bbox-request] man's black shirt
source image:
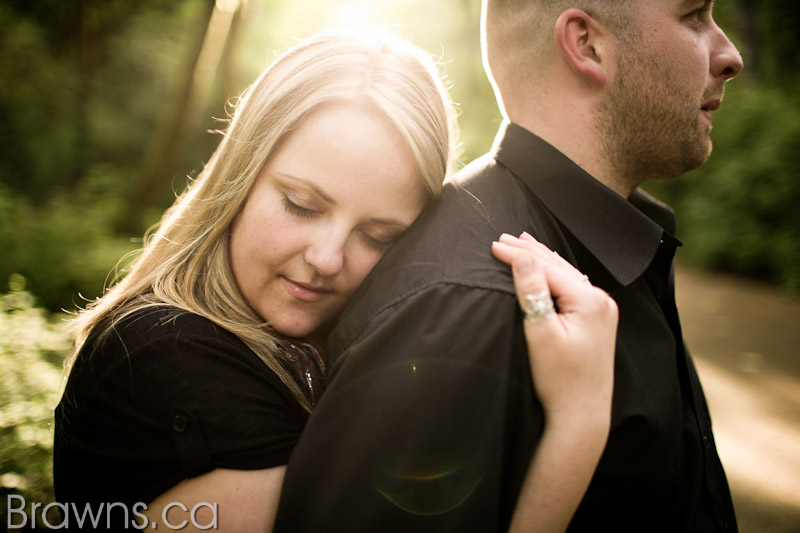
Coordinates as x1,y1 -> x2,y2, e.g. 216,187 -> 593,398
276,123 -> 737,532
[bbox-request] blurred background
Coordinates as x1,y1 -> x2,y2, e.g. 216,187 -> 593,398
1,0 -> 798,530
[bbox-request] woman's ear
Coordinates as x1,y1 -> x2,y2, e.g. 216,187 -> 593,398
554,8 -> 610,87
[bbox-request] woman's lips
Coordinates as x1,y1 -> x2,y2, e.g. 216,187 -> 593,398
282,277 -> 331,303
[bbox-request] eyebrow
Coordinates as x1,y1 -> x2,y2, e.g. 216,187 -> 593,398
278,173 -> 413,229
681,0 -> 712,9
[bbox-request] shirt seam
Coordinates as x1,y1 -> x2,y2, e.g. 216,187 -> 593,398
342,278 -> 517,352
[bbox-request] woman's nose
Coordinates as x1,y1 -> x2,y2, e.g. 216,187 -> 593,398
304,229 -> 346,277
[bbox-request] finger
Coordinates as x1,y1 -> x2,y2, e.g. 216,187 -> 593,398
492,240 -> 521,266
499,234 -> 588,284
519,232 -> 587,279
493,240 -> 556,272
511,252 -> 556,325
537,259 -> 606,317
499,233 -> 551,254
497,235 -> 558,266
497,242 -> 583,316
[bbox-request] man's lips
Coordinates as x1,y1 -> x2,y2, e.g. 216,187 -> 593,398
701,98 -> 721,124
282,277 -> 332,303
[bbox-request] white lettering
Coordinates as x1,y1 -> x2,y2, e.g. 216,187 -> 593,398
71,502 -> 105,529
31,502 -> 41,521
191,502 -> 218,530
41,502 -> 68,529
131,502 -> 148,530
106,502 -> 129,529
6,495 -> 27,529
162,502 -> 188,529
3,498 -> 218,531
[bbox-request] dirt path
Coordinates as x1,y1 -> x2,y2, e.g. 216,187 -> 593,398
676,265 -> 800,532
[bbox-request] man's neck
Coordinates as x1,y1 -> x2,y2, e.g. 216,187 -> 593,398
510,107 -> 638,199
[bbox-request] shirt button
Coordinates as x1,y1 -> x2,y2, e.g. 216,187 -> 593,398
172,414 -> 189,433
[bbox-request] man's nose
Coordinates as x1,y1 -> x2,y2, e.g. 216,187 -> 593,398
712,23 -> 744,81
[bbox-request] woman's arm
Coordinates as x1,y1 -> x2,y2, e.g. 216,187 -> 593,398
492,233 -> 618,533
142,467 -> 285,532
142,232 -> 610,533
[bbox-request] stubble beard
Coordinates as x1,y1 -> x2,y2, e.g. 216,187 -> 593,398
596,45 -> 714,188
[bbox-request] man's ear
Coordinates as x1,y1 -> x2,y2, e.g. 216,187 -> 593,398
554,8 -> 611,86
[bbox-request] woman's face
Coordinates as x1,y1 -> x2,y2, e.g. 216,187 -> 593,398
229,102 -> 427,341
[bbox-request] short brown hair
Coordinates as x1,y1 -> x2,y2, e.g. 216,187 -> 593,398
482,0 -> 634,96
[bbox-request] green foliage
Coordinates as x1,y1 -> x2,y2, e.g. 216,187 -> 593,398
0,280 -> 70,527
0,173 -> 140,313
0,0 -> 202,312
644,83 -> 800,291
0,0 -> 798,310
0,3 -> 80,196
749,0 -> 800,86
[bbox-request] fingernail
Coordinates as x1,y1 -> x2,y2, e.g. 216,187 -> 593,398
516,253 -> 535,274
520,231 -> 533,240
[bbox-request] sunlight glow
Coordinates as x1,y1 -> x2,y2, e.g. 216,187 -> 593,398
335,2 -> 373,25
216,0 -> 240,13
695,358 -> 800,513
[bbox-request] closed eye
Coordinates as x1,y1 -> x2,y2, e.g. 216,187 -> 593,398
360,230 -> 395,253
281,195 -> 318,218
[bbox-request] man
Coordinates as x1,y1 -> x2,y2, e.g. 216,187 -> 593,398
276,0 -> 743,530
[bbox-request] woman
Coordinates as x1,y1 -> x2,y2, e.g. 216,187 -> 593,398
54,29 -> 616,532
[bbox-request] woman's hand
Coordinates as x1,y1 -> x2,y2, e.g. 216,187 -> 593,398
492,232 -> 617,425
492,232 -> 618,532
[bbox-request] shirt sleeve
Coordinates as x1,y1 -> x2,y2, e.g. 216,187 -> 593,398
56,313 -> 306,506
275,283 -> 544,532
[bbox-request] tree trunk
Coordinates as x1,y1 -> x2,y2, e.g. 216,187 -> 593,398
132,0 -> 219,209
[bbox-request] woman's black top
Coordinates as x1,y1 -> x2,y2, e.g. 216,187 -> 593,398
54,306 -> 308,515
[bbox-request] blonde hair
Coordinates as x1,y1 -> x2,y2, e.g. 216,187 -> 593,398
68,29 -> 457,412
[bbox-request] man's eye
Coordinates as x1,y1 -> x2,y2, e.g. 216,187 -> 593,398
282,195 -> 318,218
685,7 -> 706,25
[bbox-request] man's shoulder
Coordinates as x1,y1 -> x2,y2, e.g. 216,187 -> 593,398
370,153 -> 522,289
330,154 -> 528,351
407,153 -> 527,254
438,153 -> 521,221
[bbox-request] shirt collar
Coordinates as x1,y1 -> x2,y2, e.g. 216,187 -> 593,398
492,121 -> 680,287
